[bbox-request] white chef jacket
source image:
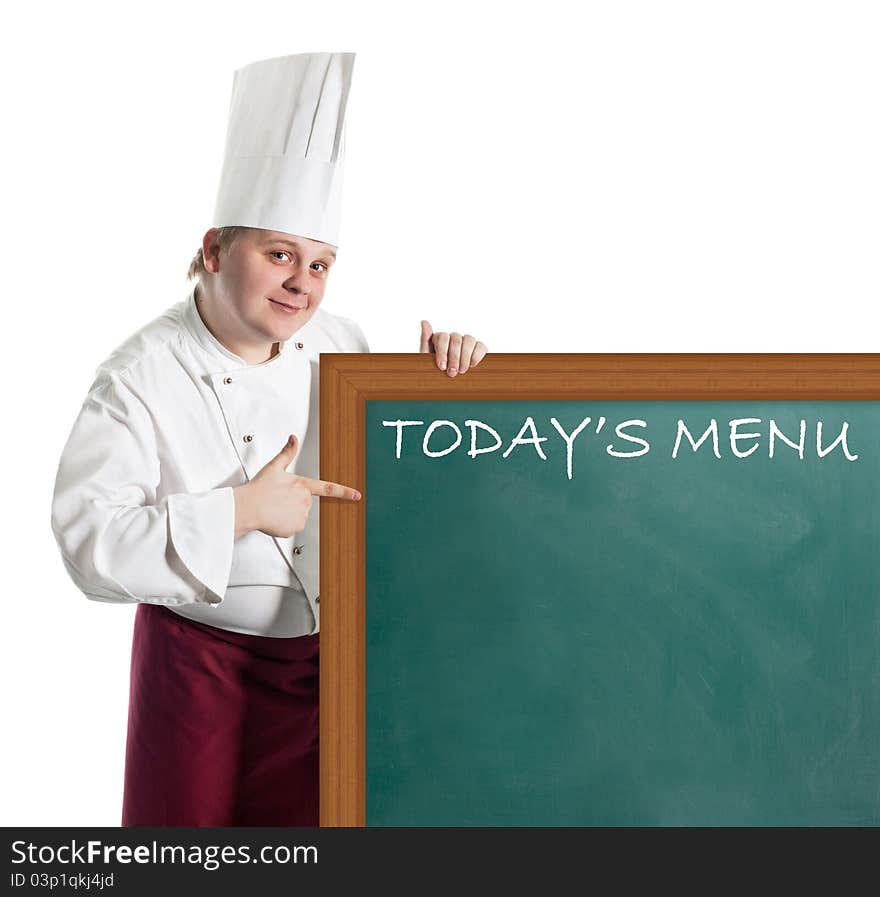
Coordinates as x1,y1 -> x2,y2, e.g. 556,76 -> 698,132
51,287 -> 369,637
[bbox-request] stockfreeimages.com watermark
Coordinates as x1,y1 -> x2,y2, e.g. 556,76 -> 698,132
11,839 -> 317,871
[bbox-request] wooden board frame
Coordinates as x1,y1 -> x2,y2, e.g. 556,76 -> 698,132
319,352 -> 880,826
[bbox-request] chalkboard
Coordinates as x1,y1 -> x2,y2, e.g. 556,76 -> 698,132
319,354 -> 880,826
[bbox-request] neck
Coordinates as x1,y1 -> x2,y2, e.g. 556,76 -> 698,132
194,282 -> 279,365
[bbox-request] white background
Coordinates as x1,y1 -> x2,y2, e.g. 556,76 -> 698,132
2,0 -> 877,825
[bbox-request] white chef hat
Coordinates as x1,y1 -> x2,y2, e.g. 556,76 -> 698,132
211,51 -> 355,247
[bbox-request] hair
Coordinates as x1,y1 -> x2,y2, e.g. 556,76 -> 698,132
186,226 -> 250,282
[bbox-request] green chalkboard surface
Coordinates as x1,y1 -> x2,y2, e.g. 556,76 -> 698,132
364,399 -> 880,826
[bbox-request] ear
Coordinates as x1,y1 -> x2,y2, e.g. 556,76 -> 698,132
202,228 -> 222,273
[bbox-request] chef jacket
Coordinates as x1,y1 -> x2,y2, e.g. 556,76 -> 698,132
51,288 -> 369,637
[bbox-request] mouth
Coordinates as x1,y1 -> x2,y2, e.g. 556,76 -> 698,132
268,298 -> 305,315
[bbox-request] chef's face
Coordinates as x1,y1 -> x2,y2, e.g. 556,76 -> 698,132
205,226 -> 336,344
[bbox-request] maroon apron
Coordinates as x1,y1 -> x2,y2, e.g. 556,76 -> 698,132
121,602 -> 318,826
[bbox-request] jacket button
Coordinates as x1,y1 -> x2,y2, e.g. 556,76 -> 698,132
243,434 -> 254,443
295,342 -> 304,350
223,376 -> 233,385
315,595 -> 320,604
293,545 -> 303,556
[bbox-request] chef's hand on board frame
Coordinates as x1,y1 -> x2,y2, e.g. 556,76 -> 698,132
419,320 -> 488,378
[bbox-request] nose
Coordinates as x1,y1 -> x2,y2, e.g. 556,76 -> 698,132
284,266 -> 311,296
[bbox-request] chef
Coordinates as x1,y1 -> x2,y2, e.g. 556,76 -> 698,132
51,51 -> 488,827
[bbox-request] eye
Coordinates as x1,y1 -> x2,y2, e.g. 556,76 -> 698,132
311,262 -> 328,273
271,251 -> 291,262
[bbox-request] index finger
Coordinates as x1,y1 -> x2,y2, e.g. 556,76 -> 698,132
298,476 -> 362,501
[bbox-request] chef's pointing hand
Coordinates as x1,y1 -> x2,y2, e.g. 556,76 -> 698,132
420,320 -> 488,378
233,434 -> 362,539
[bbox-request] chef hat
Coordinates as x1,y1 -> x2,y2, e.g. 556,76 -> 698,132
211,52 -> 355,247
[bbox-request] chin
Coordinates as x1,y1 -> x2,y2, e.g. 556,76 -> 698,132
261,303 -> 315,341
291,311 -> 315,331
282,318 -> 308,338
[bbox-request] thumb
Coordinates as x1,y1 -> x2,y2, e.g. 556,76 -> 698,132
272,433 -> 299,469
419,319 -> 434,353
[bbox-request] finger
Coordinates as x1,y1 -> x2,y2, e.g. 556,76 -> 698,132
419,320 -> 434,353
297,476 -> 362,501
433,332 -> 450,370
469,341 -> 488,367
457,334 -> 477,374
446,333 -> 463,377
272,434 -> 300,469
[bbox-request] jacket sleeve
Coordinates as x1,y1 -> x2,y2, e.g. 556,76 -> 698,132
51,372 -> 234,607
351,320 -> 370,352
333,314 -> 369,353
